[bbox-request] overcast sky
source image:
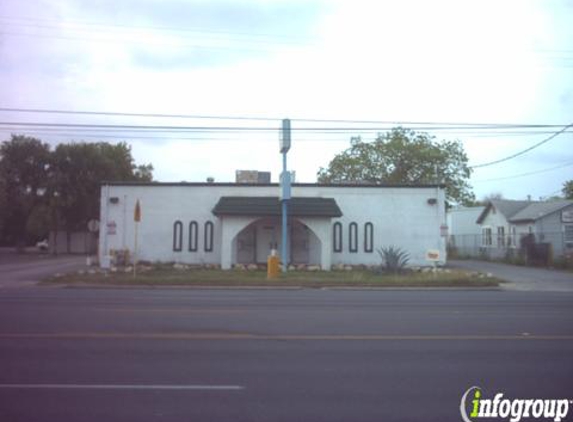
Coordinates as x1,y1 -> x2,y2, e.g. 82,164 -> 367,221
1,0 -> 572,202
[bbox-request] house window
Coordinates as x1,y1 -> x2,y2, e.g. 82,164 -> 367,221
497,227 -> 505,248
508,226 -> 516,247
173,221 -> 183,252
565,225 -> 573,248
482,227 -> 492,247
349,222 -> 358,253
204,221 -> 214,252
188,221 -> 198,252
333,222 -> 342,252
364,222 -> 373,253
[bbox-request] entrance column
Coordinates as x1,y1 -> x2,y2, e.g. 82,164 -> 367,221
220,216 -> 256,270
299,218 -> 332,271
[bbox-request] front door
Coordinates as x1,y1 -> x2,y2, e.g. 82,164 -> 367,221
256,224 -> 278,263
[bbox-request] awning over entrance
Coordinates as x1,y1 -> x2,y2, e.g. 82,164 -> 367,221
212,196 -> 342,218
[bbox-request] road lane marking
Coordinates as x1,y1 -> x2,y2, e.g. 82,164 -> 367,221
0,384 -> 244,390
1,333 -> 573,341
94,308 -> 246,314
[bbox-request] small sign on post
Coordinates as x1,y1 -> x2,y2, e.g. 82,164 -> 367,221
426,249 -> 441,277
133,199 -> 141,277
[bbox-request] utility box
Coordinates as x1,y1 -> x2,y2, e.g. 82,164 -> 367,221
267,254 -> 280,279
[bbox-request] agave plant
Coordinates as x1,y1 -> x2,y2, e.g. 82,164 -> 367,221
377,246 -> 410,274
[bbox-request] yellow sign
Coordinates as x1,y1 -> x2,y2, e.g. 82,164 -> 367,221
134,199 -> 141,222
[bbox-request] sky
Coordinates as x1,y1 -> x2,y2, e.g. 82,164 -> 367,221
0,0 -> 572,203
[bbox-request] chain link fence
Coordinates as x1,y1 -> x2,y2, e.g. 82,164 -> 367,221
447,232 -> 573,268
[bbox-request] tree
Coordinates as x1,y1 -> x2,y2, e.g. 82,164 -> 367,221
470,192 -> 504,207
563,180 -> 573,200
0,136 -> 153,249
50,142 -> 153,252
0,135 -> 51,247
317,128 -> 475,205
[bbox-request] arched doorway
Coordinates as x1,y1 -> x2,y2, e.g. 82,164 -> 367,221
234,217 -> 321,266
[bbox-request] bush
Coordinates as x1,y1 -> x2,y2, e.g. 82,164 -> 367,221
377,246 -> 410,274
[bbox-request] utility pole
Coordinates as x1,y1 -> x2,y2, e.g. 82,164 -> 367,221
279,119 -> 291,272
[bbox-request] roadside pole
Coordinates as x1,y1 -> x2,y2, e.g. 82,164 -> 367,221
133,199 -> 141,278
280,119 -> 291,272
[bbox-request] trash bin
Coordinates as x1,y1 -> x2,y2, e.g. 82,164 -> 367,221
267,250 -> 280,279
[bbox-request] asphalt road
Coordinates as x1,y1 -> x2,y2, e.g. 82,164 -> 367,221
0,288 -> 571,422
450,259 -> 573,292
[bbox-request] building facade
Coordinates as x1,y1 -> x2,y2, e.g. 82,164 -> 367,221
446,206 -> 485,256
99,182 -> 447,269
474,199 -> 573,259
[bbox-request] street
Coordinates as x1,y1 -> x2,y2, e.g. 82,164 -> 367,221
0,288 -> 571,422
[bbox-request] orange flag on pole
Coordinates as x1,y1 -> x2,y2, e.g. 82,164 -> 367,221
134,199 -> 141,222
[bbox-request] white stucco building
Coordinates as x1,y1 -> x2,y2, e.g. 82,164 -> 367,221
98,182 -> 447,270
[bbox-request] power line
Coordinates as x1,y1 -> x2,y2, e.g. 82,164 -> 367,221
469,122 -> 573,169
472,161 -> 573,183
6,128 -> 570,140
0,107 -> 569,128
0,15 -> 310,44
3,121 -> 573,134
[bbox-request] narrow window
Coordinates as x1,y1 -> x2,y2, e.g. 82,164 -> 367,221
333,222 -> 342,252
497,227 -> 505,248
173,221 -> 183,252
482,227 -> 492,247
565,225 -> 573,248
364,222 -> 373,253
204,221 -> 214,252
349,222 -> 358,253
188,221 -> 198,252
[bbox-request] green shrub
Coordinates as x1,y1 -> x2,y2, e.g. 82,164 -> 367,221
377,246 -> 410,274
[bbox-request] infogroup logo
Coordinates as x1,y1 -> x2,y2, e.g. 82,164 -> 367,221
460,386 -> 572,422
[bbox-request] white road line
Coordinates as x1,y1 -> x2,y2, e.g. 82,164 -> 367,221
0,384 -> 244,390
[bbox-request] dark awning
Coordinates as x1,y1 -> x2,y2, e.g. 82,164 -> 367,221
212,196 -> 342,218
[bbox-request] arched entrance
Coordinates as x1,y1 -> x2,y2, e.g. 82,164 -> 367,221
234,218 -> 321,266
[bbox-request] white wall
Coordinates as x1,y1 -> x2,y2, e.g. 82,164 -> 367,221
99,184 -> 447,268
447,206 -> 484,235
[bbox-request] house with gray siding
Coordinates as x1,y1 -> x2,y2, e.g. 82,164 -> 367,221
476,199 -> 573,259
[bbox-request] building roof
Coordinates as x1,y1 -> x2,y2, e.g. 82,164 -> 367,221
476,199 -> 573,224
476,200 -> 533,224
509,200 -> 573,223
102,181 -> 445,189
212,196 -> 343,218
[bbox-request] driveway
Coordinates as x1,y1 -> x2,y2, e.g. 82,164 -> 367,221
0,250 -> 86,288
450,259 -> 573,292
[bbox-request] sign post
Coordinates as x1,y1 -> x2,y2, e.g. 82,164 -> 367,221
426,249 -> 441,278
87,219 -> 100,266
133,199 -> 141,278
280,119 -> 291,272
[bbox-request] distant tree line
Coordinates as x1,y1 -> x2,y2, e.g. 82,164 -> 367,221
0,135 -> 153,250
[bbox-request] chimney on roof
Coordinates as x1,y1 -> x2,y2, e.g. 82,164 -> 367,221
206,177 -> 215,183
235,170 -> 271,184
